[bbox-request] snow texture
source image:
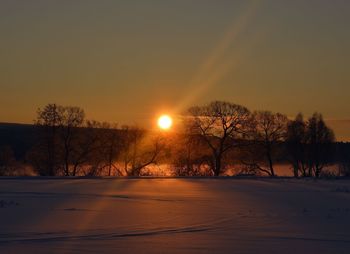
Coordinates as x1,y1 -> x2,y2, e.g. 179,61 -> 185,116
0,178 -> 350,253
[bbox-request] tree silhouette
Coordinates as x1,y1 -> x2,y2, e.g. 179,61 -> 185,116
286,113 -> 308,177
34,104 -> 86,176
67,120 -> 99,176
306,113 -> 335,177
60,106 -> 85,176
186,101 -> 250,176
245,111 -> 288,176
120,126 -> 164,176
171,121 -> 212,176
34,104 -> 63,175
22,102 -> 340,177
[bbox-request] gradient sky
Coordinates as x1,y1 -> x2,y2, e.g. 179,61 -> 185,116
1,0 -> 350,140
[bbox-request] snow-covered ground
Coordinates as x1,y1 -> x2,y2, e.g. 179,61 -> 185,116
0,178 -> 350,253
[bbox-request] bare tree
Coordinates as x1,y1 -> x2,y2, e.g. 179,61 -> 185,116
30,104 -> 163,176
245,111 -> 288,176
171,122 -> 212,176
285,112 -> 335,178
34,104 -> 86,176
119,126 -> 164,176
35,104 -> 64,175
98,123 -> 122,176
306,113 -> 335,177
186,101 -> 250,176
119,125 -> 144,175
130,135 -> 164,176
70,120 -> 104,176
286,113 -> 308,177
60,106 -> 85,176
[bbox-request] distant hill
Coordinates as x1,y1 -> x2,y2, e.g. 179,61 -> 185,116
0,122 -> 38,160
1,122 -> 349,164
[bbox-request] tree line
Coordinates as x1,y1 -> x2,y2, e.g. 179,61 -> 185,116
0,101 -> 349,177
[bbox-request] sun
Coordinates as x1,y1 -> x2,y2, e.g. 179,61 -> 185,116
158,115 -> 173,130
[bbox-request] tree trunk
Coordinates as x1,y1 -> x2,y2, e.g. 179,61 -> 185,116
293,165 -> 299,178
214,155 -> 221,176
266,150 -> 275,177
108,164 -> 112,176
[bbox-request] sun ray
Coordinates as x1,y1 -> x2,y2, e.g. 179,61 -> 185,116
174,0 -> 262,114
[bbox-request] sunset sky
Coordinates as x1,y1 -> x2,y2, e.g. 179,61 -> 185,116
1,0 -> 349,140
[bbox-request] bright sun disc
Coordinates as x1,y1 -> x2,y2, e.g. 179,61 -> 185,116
158,115 -> 172,130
